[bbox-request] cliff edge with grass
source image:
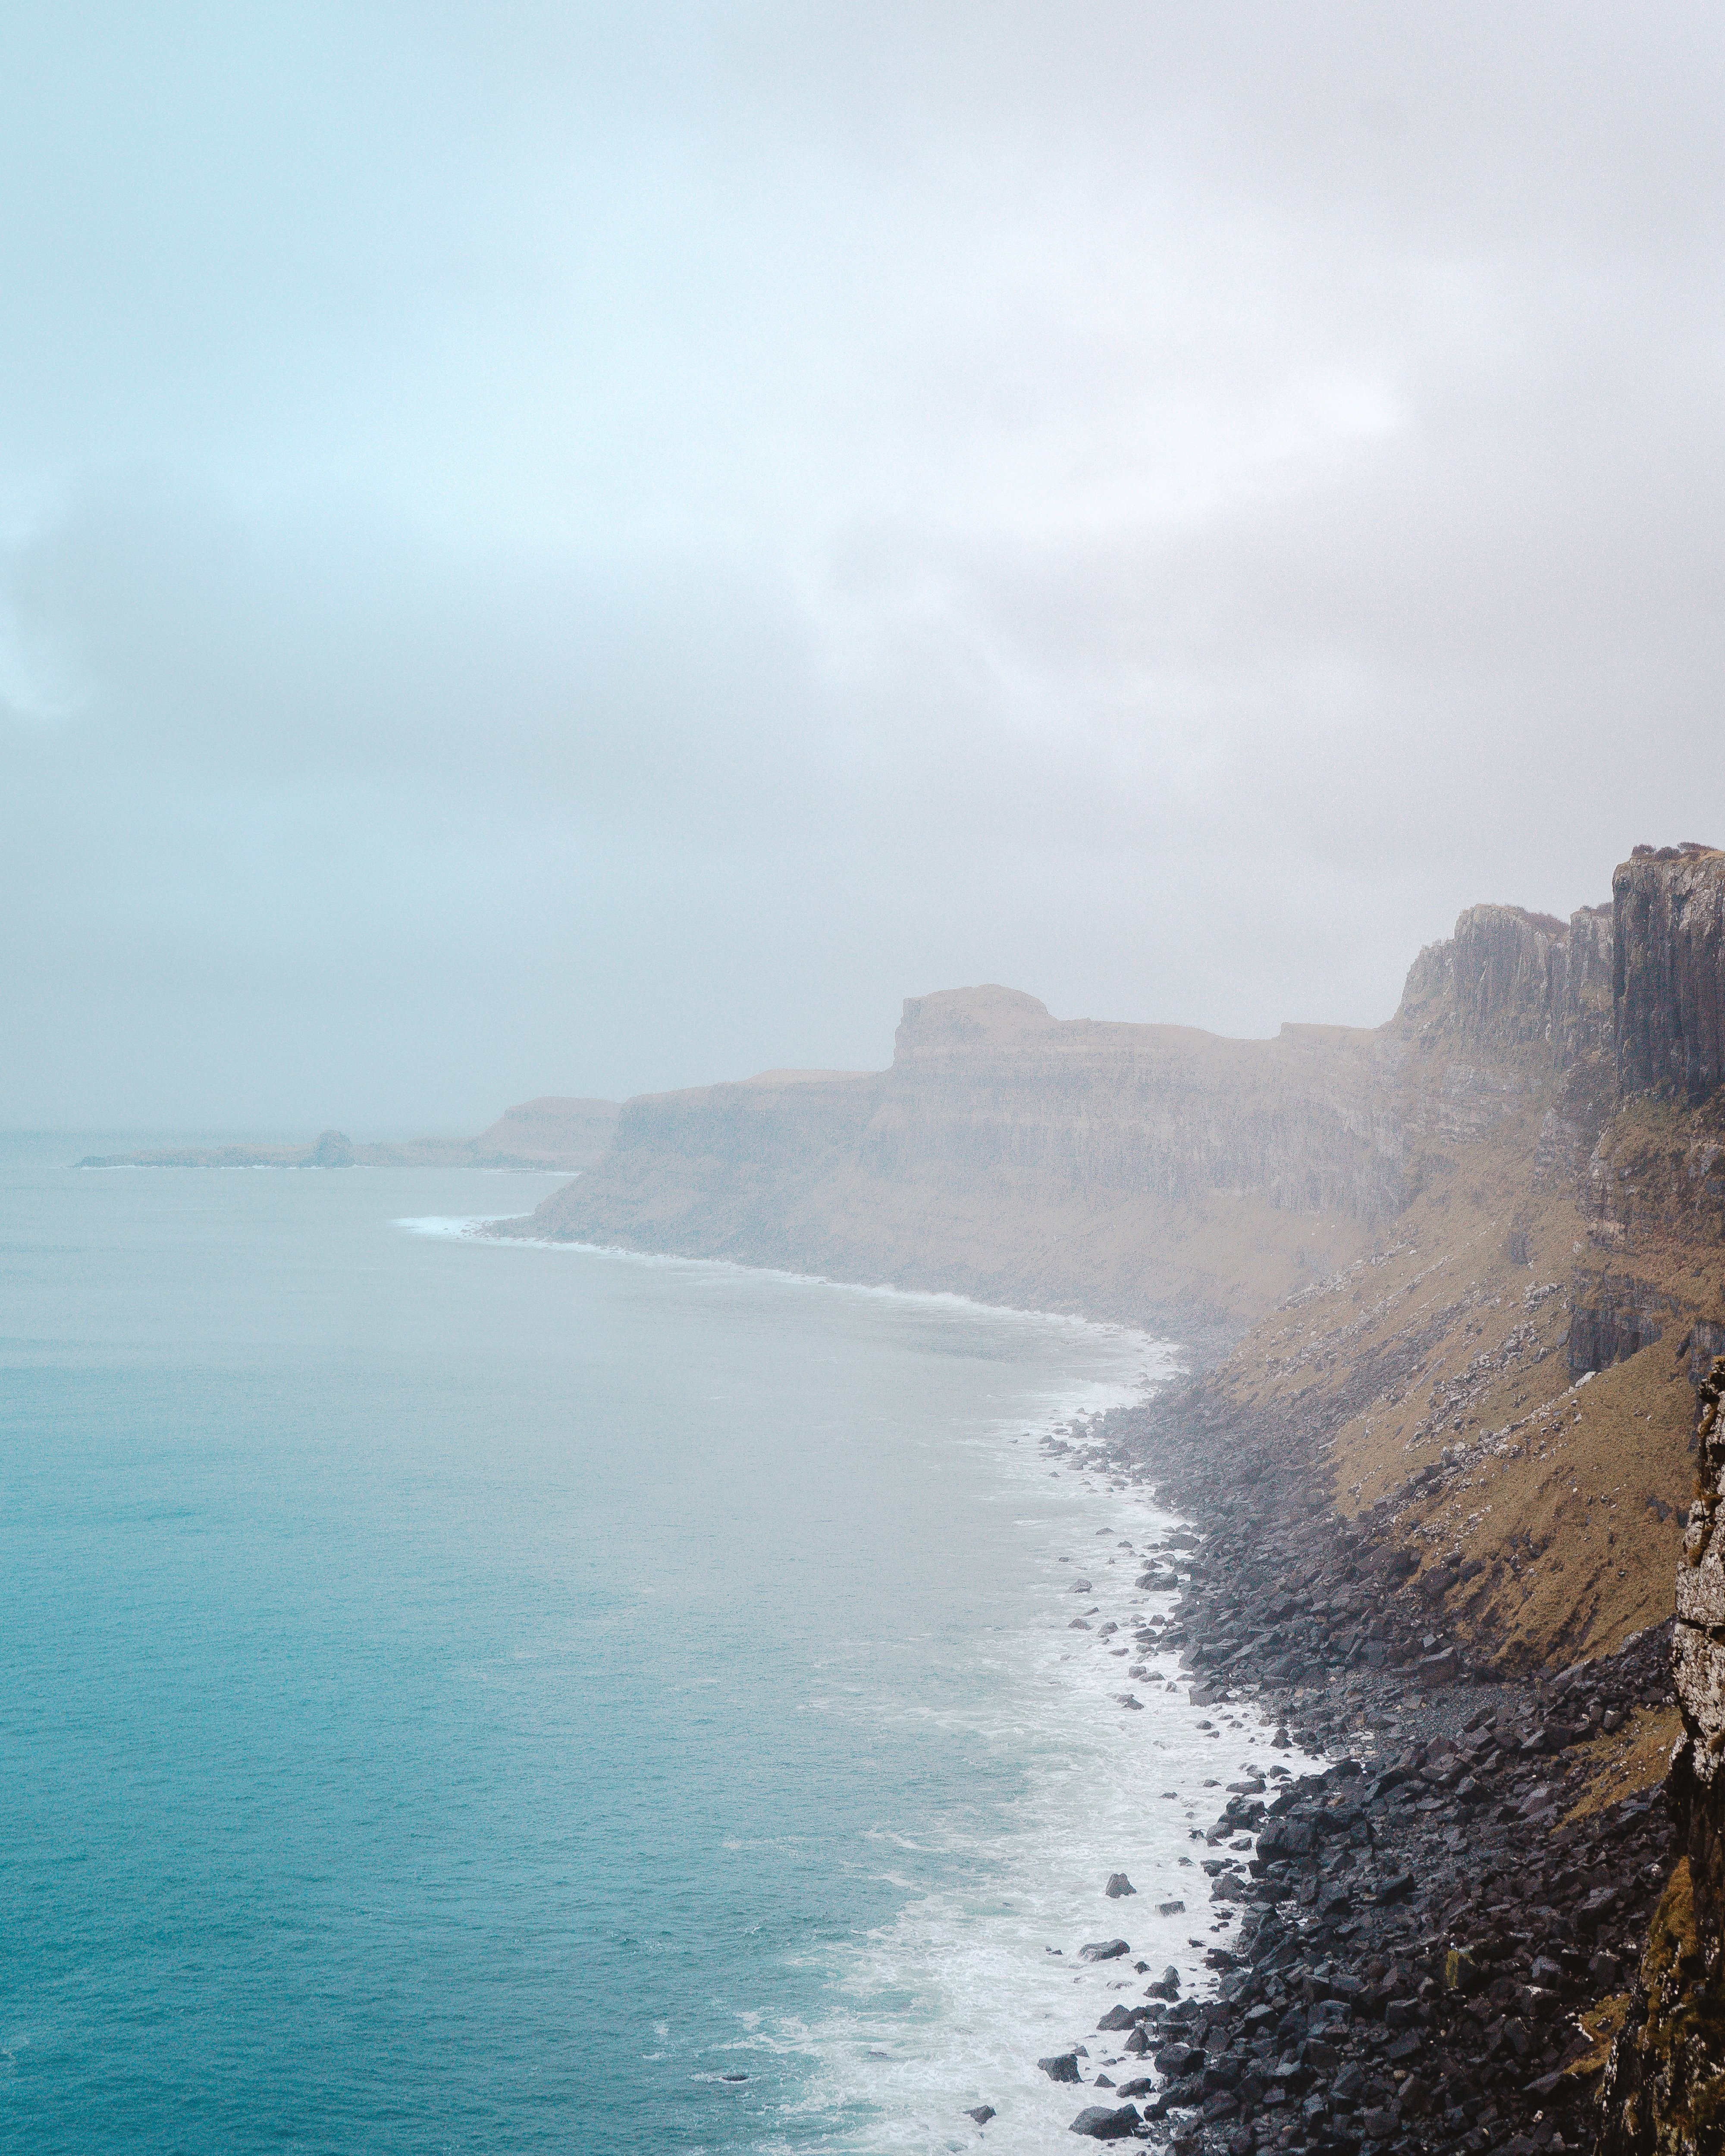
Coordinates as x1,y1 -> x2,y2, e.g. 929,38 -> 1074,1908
523,841 -> 1725,2148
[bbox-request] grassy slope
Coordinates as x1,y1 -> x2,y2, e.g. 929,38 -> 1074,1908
1202,1075 -> 1720,1689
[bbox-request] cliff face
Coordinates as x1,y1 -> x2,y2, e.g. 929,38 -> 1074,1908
518,985 -> 1413,1329
462,1096 -> 621,1169
1615,847 -> 1725,1106
1397,899 -> 1614,1070
1590,847 -> 1725,2156
518,902 -> 1638,1332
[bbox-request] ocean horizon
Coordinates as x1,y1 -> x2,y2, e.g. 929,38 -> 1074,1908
2,1134 -> 1293,2153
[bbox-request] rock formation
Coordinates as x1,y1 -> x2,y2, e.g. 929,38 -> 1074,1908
513,902 -> 1626,1335
1615,847 -> 1725,1106
502,843 -> 1725,2153
1594,1365 -> 1725,2153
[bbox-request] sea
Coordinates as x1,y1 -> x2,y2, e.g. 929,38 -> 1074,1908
0,1134 -> 1287,2154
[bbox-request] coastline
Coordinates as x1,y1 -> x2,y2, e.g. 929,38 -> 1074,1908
1038,1384 -> 1679,2156
443,1217 -> 1295,2146
436,1219 -> 1676,2153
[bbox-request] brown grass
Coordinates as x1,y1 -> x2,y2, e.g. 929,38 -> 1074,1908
1563,1707 -> 1682,1824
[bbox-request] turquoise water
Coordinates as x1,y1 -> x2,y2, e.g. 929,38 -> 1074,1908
0,1137 -> 1244,2155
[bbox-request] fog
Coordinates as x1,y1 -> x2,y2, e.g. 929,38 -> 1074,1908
4,3 -> 1721,1129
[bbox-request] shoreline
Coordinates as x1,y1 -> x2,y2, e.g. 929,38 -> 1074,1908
1034,1387 -> 1678,2154
417,1218 -> 1679,2152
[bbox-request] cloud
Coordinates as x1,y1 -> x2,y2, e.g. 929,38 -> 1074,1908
2,3 -> 1722,1125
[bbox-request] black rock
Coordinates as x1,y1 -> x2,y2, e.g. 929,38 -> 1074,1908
1079,1938 -> 1131,1962
1068,2103 -> 1143,2139
1105,1871 -> 1135,1898
1040,2053 -> 1082,2083
965,2103 -> 995,2123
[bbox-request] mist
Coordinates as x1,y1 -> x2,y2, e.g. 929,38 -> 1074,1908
4,2 -> 1721,1128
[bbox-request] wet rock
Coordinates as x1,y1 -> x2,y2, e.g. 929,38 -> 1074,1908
964,2103 -> 994,2123
1078,1938 -> 1131,1962
1104,1871 -> 1135,1898
1039,2052 -> 1082,2083
1038,1370 -> 1685,2156
1067,2103 -> 1143,2140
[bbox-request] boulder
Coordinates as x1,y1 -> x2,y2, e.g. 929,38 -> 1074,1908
1105,1872 -> 1135,1899
1039,2053 -> 1082,2083
1079,1938 -> 1131,1962
1068,2103 -> 1143,2139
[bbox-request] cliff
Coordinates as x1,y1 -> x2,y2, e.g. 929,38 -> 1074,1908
514,986 -> 1407,1331
522,846 -> 1725,2148
513,902 -> 1628,1335
1615,846 -> 1725,1105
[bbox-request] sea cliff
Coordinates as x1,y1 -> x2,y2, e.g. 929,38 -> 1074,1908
518,842 -> 1725,2153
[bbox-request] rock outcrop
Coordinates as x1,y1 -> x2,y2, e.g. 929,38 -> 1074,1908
1398,899 -> 1615,1072
513,987 -> 1414,1329
513,903 -> 1625,1333
1615,846 -> 1725,1106
1596,1356 -> 1725,2152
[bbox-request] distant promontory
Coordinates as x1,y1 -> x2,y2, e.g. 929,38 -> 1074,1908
79,1096 -> 621,1173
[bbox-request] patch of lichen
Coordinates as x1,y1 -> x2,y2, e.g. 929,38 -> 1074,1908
1603,1858 -> 1725,2149
1572,1990 -> 1635,2078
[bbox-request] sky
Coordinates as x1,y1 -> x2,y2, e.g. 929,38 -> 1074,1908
3,2 -> 1722,1130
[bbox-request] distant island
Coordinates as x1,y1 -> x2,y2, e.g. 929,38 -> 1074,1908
79,1095 -> 621,1173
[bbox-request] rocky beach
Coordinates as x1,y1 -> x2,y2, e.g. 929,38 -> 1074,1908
1016,1399 -> 1681,2155
523,843 -> 1725,2152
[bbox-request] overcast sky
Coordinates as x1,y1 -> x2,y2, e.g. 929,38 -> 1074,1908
4,3 -> 1721,1129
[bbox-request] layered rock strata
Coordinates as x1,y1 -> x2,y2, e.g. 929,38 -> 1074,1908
1615,848 -> 1725,1106
516,903 -> 1619,1334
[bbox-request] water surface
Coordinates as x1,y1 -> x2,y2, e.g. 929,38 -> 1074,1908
1,1138 -> 1247,2154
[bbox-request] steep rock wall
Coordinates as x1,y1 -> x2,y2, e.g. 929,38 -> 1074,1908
1615,846 -> 1725,1105
517,900 -> 1622,1330
1396,900 -> 1614,1071
519,987 -> 1405,1327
